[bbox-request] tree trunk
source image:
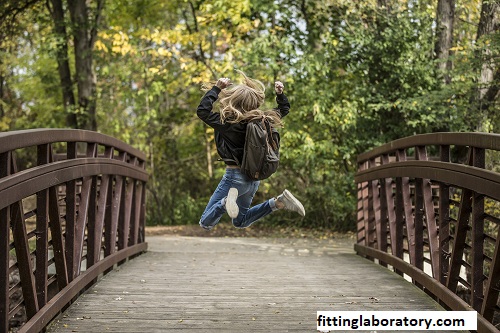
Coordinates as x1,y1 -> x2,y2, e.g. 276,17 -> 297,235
67,0 -> 103,131
434,0 -> 455,84
476,0 -> 499,99
49,0 -> 78,128
475,0 -> 499,131
0,61 -> 4,119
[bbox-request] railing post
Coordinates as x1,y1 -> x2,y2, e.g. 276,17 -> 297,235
357,161 -> 368,245
368,158 -> 382,253
471,147 -> 485,311
0,152 -> 10,333
138,180 -> 147,243
381,154 -> 402,274
414,147 -> 425,273
66,142 -> 77,282
36,144 -> 50,308
439,145 -> 450,285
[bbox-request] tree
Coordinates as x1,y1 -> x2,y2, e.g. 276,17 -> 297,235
435,0 -> 455,84
66,0 -> 105,130
48,0 -> 78,128
475,0 -> 499,131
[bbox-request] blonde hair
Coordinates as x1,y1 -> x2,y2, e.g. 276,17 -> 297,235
202,71 -> 283,127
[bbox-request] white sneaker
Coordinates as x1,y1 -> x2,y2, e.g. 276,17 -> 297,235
225,188 -> 239,219
277,190 -> 305,217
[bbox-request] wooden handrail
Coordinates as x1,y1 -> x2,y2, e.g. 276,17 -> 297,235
0,129 -> 149,333
355,131 -> 500,333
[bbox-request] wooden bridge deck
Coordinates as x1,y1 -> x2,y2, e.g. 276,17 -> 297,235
46,236 -> 462,333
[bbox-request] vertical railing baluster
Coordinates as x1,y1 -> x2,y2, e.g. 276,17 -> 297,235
447,149 -> 474,293
65,142 -> 77,282
87,146 -> 113,268
381,154 -> 401,273
357,162 -> 367,245
130,180 -> 142,246
368,158 -> 382,253
394,152 -> 405,276
374,156 -> 388,267
396,149 -> 416,266
10,154 -> 39,319
36,144 -> 50,308
119,157 -> 137,250
48,184 -> 68,291
481,226 -> 500,321
86,143 -> 102,268
414,147 -> 425,273
471,147 -> 485,311
105,152 -> 126,258
103,175 -> 114,257
138,180 -> 147,244
73,143 -> 98,278
0,152 -> 11,332
439,145 -> 450,285
416,146 -> 439,279
361,162 -> 370,247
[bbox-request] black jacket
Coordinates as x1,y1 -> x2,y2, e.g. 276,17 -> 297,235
197,86 -> 290,165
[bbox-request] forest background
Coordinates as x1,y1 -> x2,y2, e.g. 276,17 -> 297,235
1,0 -> 499,231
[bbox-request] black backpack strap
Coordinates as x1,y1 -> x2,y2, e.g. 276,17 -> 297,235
262,118 -> 278,150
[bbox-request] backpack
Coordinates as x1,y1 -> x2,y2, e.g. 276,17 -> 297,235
240,117 -> 280,180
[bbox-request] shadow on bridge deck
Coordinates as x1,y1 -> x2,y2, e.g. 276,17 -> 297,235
46,236 -> 465,333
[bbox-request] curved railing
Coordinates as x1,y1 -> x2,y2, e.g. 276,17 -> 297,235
0,129 -> 149,333
355,132 -> 500,332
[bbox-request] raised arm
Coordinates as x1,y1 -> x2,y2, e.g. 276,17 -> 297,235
274,81 -> 290,118
196,78 -> 232,129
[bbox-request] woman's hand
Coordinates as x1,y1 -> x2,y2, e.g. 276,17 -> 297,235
275,81 -> 284,94
216,77 -> 232,89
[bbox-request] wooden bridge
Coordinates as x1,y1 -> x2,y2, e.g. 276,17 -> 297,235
1,129 -> 500,332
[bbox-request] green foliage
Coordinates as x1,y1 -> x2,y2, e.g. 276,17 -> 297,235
1,0 -> 498,231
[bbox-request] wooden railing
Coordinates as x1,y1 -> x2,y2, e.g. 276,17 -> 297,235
0,129 -> 149,333
355,132 -> 500,332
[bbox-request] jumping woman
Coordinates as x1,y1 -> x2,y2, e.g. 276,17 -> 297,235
197,71 -> 305,231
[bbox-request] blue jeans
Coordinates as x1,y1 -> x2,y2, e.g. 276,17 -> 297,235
199,168 -> 278,230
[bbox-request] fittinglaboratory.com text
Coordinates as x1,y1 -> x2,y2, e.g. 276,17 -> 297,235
316,311 -> 477,331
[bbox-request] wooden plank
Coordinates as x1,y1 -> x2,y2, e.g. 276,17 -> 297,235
47,237 -> 455,333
